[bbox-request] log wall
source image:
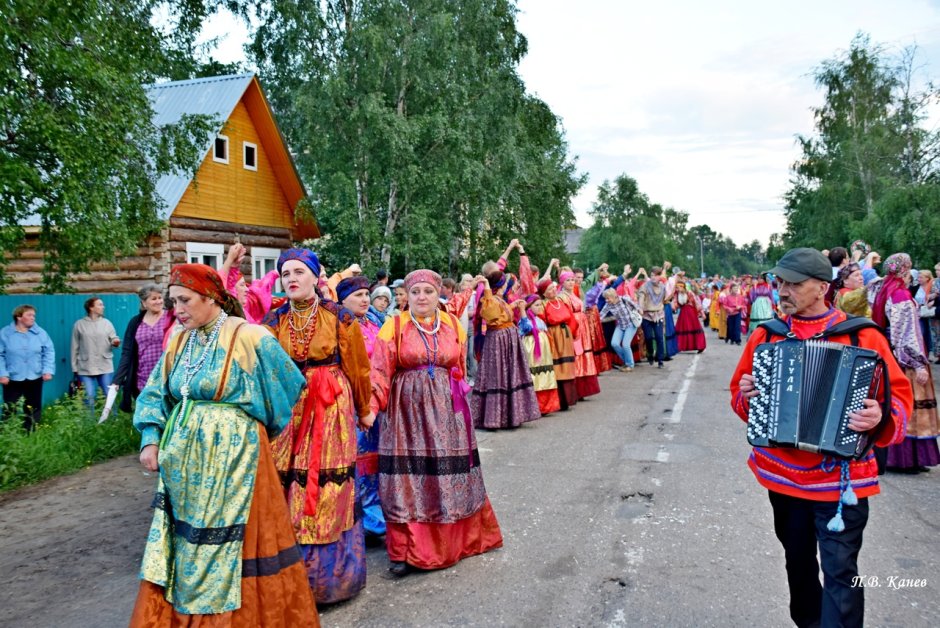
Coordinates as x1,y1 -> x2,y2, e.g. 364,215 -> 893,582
4,217 -> 292,295
4,228 -> 170,295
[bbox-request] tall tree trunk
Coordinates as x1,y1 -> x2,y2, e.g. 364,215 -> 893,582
380,180 -> 399,268
356,171 -> 372,266
380,49 -> 410,268
850,97 -> 875,216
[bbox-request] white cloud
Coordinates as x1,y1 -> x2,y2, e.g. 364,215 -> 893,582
517,0 -> 940,245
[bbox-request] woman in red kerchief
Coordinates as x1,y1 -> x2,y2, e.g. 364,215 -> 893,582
370,269 -> 503,577
263,249 -> 374,604
539,278 -> 580,410
131,264 -> 317,626
559,269 -> 600,399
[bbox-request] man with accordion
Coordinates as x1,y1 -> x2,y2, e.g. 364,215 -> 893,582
730,247 -> 913,628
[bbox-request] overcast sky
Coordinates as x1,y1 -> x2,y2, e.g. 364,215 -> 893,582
202,1 -> 940,246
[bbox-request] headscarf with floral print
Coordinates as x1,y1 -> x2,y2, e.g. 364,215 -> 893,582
872,253 -> 913,328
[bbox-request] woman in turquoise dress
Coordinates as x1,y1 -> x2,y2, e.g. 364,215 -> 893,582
130,264 -> 319,626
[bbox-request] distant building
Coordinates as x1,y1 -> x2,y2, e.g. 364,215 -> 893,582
6,73 -> 318,294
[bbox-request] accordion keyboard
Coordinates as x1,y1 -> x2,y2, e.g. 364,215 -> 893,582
837,358 -> 877,448
747,345 -> 777,445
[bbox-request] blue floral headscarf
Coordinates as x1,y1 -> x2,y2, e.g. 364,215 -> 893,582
277,248 -> 321,277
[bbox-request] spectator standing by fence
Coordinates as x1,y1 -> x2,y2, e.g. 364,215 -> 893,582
0,305 -> 55,430
71,297 -> 120,410
113,284 -> 168,413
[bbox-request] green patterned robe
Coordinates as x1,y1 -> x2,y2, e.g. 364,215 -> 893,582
133,316 -> 304,615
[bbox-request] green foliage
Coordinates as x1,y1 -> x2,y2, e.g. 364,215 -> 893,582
248,0 -> 582,277
0,0 -> 230,292
781,33 -> 940,264
577,174 -> 765,277
0,395 -> 139,492
859,184 -> 940,268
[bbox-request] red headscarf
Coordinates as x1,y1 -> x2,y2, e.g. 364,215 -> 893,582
169,264 -> 245,318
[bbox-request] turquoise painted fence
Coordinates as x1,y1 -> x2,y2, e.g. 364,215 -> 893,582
0,294 -> 141,405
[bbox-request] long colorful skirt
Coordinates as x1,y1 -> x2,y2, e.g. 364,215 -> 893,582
547,323 -> 579,409
356,419 -> 385,536
632,325 -> 646,363
886,367 -> 940,469
471,326 -> 541,429
663,304 -> 679,357
747,296 -> 774,334
675,303 -> 706,352
587,307 -> 612,373
272,365 -> 365,604
709,297 -> 721,330
601,319 -> 621,366
379,366 -> 503,569
718,307 -> 728,340
130,421 -> 319,626
521,331 -> 561,415
573,312 -> 601,398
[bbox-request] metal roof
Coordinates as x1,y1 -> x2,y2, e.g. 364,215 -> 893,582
147,73 -> 255,218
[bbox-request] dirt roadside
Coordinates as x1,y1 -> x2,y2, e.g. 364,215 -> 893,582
0,455 -> 154,628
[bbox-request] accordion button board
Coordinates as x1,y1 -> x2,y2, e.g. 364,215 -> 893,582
746,339 -> 882,459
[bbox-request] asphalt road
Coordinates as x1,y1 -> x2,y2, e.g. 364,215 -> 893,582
1,333 -> 937,627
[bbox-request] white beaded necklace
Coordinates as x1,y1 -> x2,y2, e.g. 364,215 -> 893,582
180,311 -> 227,400
409,309 -> 441,334
289,296 -> 320,332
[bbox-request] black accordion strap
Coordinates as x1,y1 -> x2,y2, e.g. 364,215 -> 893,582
758,315 -> 888,343
818,316 -> 887,343
758,317 -> 791,340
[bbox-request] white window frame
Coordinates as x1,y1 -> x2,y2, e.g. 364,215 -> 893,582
213,134 -> 230,164
243,141 -> 258,171
252,247 -> 282,291
186,242 -> 224,270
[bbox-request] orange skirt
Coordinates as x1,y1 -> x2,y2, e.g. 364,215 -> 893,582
385,497 -> 503,570
537,389 -> 561,415
130,428 -> 319,628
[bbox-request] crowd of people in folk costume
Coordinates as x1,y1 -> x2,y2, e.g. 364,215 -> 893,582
107,236 -> 727,625
1,234 -> 937,626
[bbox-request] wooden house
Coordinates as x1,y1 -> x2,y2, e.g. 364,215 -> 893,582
5,73 -> 318,294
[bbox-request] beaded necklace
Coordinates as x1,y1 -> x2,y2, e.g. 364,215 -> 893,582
288,297 -> 320,358
410,310 -> 441,379
180,311 -> 228,400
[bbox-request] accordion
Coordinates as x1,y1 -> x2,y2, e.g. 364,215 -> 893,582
747,339 -> 883,459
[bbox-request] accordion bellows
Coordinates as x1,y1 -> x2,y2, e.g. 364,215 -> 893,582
747,339 -> 883,459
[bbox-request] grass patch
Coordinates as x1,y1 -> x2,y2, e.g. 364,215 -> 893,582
0,395 -> 140,493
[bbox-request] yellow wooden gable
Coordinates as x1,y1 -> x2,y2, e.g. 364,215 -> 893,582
155,75 -> 318,239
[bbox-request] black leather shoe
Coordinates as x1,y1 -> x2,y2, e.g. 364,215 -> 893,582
388,561 -> 413,577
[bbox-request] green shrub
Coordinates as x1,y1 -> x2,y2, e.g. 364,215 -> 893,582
0,395 -> 140,492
